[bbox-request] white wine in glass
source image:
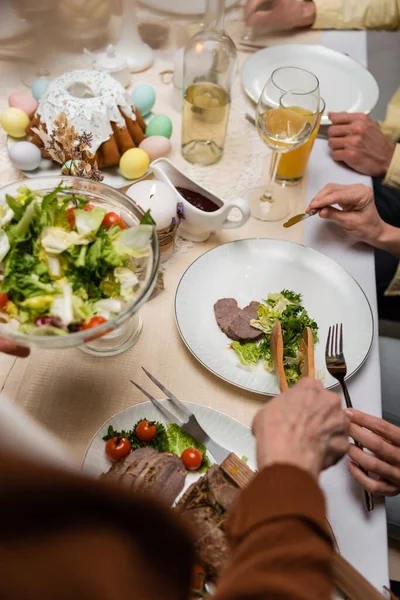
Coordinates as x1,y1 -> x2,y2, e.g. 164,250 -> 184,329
248,67 -> 320,222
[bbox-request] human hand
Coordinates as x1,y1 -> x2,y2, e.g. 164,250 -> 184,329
0,338 -> 30,358
244,0 -> 316,32
346,409 -> 400,497
307,183 -> 386,246
328,113 -> 395,177
252,378 -> 349,479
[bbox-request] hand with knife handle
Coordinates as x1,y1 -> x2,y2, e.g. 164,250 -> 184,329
256,323 -> 350,478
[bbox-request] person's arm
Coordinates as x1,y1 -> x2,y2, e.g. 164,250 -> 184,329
384,144 -> 400,190
308,183 -> 400,258
313,0 -> 400,30
214,465 -> 334,600
214,378 -> 349,600
245,0 -> 400,31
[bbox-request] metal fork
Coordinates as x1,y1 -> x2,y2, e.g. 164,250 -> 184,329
130,367 -> 231,464
326,324 -> 374,512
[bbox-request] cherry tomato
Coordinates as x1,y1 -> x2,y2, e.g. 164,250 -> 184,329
82,316 -> 109,341
105,436 -> 131,461
102,212 -> 126,230
192,565 -> 206,592
84,204 -> 94,211
0,293 -> 9,310
82,316 -> 108,331
67,207 -> 76,228
135,420 -> 157,443
181,447 -> 203,471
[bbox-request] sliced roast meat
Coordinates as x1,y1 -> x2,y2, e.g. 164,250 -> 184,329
214,298 -> 241,335
103,447 -> 186,506
177,466 -> 239,581
226,300 -> 263,342
102,447 -> 156,482
124,451 -> 186,506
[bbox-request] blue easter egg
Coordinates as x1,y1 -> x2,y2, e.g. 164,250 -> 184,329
31,77 -> 50,101
131,84 -> 156,117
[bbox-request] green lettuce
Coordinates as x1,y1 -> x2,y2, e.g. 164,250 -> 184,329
231,341 -> 261,367
166,423 -> 211,473
230,290 -> 318,387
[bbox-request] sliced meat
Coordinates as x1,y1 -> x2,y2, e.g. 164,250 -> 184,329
226,301 -> 263,342
124,451 -> 186,506
102,447 -> 156,482
177,466 -> 238,581
214,298 -> 241,335
103,448 -> 186,506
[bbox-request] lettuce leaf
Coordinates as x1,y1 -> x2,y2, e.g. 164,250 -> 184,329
166,423 -> 211,473
74,207 -> 107,235
231,341 -> 261,367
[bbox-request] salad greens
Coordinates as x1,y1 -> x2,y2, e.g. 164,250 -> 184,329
103,419 -> 212,473
232,290 -> 318,386
0,184 -> 153,335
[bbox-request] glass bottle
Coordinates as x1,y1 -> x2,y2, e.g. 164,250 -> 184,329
181,0 -> 237,166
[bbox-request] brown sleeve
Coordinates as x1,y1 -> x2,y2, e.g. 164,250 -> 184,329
0,452 -> 194,600
214,464 -> 334,600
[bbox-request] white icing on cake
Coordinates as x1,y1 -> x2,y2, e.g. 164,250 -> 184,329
37,70 -> 136,154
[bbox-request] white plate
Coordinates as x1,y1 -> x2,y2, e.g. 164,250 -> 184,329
7,136 -> 150,190
241,44 -> 379,125
139,0 -> 238,15
82,400 -> 256,482
83,398 -> 345,599
175,239 -> 373,396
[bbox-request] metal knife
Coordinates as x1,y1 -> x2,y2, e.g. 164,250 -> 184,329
283,210 -> 318,228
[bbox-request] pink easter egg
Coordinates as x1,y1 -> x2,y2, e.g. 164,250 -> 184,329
8,92 -> 38,118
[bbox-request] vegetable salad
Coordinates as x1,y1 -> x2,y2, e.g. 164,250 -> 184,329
104,419 -> 212,473
232,290 -> 318,385
0,184 -> 153,336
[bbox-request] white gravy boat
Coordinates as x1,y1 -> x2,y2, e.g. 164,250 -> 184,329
150,158 -> 250,242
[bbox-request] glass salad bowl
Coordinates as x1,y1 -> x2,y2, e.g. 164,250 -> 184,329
0,176 -> 159,356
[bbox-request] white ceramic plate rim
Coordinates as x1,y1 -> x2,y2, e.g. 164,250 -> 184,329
174,238 -> 374,396
81,399 -> 256,472
241,44 -> 379,126
138,0 -> 238,15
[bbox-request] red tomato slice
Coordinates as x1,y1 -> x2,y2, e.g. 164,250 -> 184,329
105,436 -> 131,461
181,447 -> 203,471
102,212 -> 126,230
0,293 -> 9,310
82,316 -> 110,342
67,207 -> 76,228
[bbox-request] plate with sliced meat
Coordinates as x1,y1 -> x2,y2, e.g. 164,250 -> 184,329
174,239 -> 373,396
82,399 -> 256,585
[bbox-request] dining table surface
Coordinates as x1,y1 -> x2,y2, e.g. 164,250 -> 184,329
0,1 -> 391,595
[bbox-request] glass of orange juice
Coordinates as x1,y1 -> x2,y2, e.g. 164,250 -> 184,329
276,98 -> 325,185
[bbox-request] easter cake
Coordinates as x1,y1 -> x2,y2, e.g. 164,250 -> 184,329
27,70 -> 147,169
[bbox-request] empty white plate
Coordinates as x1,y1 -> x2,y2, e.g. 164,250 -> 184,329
175,239 -> 373,396
242,44 -> 379,125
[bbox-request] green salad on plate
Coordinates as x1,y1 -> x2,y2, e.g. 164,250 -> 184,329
0,184 -> 153,336
232,290 -> 318,385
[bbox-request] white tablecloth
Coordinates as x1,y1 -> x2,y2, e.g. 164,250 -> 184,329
305,31 -> 388,592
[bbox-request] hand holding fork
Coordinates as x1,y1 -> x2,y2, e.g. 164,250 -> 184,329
326,324 -> 374,512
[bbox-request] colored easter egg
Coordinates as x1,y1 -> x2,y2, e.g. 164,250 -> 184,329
0,107 -> 30,138
139,136 -> 171,162
31,76 -> 50,101
145,115 -> 172,139
8,92 -> 38,118
131,84 -> 156,117
61,160 -> 79,175
119,148 -> 150,180
9,141 -> 41,171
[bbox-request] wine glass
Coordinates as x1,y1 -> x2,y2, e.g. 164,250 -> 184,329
248,67 -> 320,222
